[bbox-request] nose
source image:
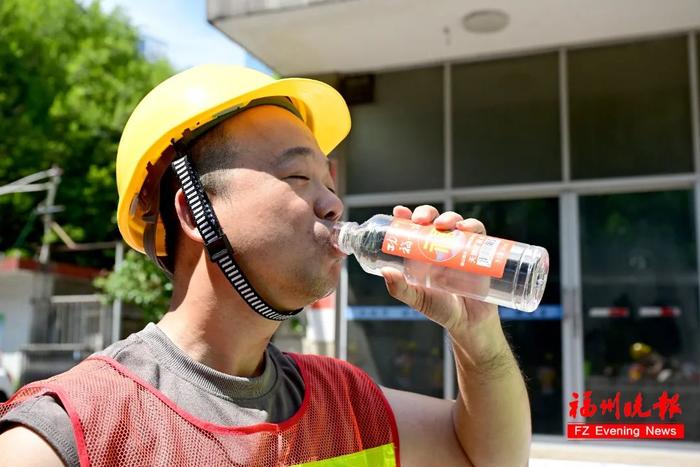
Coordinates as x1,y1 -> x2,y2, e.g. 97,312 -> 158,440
315,187 -> 344,222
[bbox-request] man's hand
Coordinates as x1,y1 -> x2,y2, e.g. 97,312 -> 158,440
380,204 -> 508,366
379,205 -> 531,467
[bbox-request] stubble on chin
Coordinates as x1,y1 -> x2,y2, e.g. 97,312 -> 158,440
283,262 -> 338,308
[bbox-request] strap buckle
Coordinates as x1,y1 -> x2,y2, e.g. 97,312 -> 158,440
205,234 -> 232,263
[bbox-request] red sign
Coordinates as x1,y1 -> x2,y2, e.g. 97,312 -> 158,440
566,391 -> 684,440
567,423 -> 684,439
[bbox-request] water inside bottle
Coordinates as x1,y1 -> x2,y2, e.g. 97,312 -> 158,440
332,215 -> 548,312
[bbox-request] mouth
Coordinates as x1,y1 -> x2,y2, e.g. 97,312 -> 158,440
319,221 -> 347,259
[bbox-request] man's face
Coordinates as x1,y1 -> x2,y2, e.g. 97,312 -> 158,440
206,105 -> 345,311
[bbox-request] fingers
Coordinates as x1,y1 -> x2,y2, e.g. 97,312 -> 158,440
434,211 -> 464,231
392,205 -> 412,219
392,205 -> 487,235
456,218 -> 487,235
381,266 -> 463,330
411,205 -> 440,224
380,266 -> 431,314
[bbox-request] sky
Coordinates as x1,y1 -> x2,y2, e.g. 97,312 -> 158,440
88,0 -> 272,73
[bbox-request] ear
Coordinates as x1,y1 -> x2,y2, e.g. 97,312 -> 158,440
174,189 -> 203,244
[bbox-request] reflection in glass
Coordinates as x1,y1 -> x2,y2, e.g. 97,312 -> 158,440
345,67 -> 444,194
452,53 -> 561,187
455,198 -> 562,434
346,204 -> 445,397
580,190 -> 699,441
348,320 -> 444,398
569,37 -> 692,179
454,199 -> 560,305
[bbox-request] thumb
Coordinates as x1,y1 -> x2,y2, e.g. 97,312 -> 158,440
380,266 -> 462,331
380,266 -> 434,316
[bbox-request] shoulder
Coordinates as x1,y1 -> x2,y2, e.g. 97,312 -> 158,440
284,352 -> 377,388
284,352 -> 389,411
0,395 -> 74,467
93,325 -> 164,388
271,345 -> 373,384
378,388 -> 473,467
287,353 -> 401,458
0,425 -> 66,466
284,351 -> 367,375
96,326 -> 153,365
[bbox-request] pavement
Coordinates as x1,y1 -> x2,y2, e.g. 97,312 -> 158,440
531,461 -> 649,467
529,440 -> 700,467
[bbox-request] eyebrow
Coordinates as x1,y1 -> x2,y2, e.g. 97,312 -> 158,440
275,146 -> 331,171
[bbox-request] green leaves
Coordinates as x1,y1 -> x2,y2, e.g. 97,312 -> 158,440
0,0 -> 176,323
0,0 -> 173,267
94,249 -> 172,323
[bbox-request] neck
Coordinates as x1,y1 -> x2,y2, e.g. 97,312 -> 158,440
158,256 -> 282,378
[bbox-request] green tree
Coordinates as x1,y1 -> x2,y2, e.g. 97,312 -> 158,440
0,0 -> 173,267
94,249 -> 172,322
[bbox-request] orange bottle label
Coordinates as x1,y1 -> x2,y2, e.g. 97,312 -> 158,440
381,218 -> 514,279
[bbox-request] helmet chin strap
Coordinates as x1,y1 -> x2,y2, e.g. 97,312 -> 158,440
170,146 -> 303,321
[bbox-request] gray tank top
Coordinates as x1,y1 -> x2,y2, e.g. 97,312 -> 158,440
0,323 -> 305,467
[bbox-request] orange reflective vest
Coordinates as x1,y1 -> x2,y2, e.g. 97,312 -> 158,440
0,353 -> 400,466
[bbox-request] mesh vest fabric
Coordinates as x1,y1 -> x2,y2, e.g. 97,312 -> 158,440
0,353 -> 400,467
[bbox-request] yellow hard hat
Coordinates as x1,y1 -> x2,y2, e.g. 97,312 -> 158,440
116,64 -> 351,256
630,342 -> 652,360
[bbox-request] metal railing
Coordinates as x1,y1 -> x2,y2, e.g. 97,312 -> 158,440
48,295 -> 111,350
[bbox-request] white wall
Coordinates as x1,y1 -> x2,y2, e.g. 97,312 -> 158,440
0,271 -> 34,353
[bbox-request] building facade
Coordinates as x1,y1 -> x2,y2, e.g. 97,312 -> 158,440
209,0 -> 700,444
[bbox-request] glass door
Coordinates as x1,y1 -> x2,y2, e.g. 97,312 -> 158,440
578,189 -> 700,441
345,204 -> 445,398
454,197 -> 563,434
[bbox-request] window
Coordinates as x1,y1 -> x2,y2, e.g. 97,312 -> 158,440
580,190 -> 699,441
346,204 -> 445,397
569,37 -> 693,179
455,197 -> 562,434
345,67 -> 444,194
452,53 -> 561,187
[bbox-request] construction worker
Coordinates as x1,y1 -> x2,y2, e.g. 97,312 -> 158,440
0,65 -> 531,466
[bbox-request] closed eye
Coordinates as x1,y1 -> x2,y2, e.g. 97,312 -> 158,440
284,175 -> 336,194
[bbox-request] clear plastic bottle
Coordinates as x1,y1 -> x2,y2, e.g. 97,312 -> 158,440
332,214 -> 549,312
